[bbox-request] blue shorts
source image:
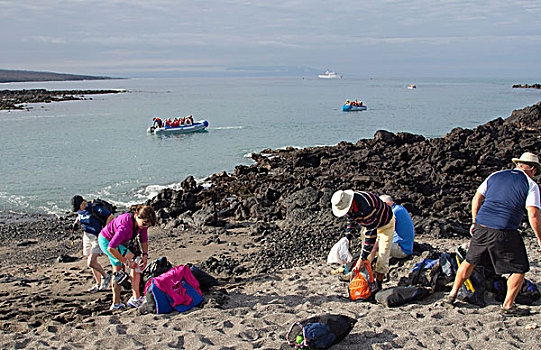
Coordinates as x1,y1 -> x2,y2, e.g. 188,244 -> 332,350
98,235 -> 130,267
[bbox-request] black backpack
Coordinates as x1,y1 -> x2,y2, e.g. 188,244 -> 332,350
493,278 -> 541,305
90,198 -> 117,227
143,257 -> 173,283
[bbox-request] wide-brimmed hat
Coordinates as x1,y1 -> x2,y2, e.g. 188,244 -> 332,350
512,152 -> 541,173
71,195 -> 84,212
331,190 -> 355,217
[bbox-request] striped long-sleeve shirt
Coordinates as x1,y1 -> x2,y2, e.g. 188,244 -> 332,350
345,191 -> 393,259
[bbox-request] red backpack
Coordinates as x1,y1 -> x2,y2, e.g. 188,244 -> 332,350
348,260 -> 377,301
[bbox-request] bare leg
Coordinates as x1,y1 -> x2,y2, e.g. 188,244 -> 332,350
111,265 -> 124,305
502,273 -> 525,309
131,269 -> 141,299
87,253 -> 107,284
449,260 -> 475,297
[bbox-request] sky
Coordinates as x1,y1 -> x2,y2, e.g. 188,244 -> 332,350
1,0 -> 541,78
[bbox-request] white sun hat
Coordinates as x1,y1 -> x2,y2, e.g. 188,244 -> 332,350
331,190 -> 355,217
512,152 -> 541,173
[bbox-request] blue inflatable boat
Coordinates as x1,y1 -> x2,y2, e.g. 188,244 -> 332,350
342,104 -> 367,112
147,120 -> 209,135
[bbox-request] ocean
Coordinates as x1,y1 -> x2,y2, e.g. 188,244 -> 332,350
1,76 -> 540,216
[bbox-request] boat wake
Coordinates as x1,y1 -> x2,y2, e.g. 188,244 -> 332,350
213,126 -> 244,130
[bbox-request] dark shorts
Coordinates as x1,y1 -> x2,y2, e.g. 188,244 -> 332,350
466,224 -> 529,274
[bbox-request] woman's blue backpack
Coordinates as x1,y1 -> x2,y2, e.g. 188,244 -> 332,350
285,314 -> 356,349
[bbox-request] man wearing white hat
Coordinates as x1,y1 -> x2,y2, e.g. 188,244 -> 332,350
331,190 -> 396,287
446,152 -> 541,317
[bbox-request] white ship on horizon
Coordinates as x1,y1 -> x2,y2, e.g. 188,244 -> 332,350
318,70 -> 342,79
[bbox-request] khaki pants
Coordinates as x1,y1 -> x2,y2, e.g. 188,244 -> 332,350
361,215 -> 395,275
390,242 -> 409,259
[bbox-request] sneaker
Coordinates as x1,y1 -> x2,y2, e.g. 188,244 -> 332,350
127,296 -> 145,308
109,303 -> 126,311
500,304 -> 530,317
443,294 -> 456,308
87,283 -> 100,293
100,273 -> 111,291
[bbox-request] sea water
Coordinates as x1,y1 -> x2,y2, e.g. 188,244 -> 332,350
1,76 -> 540,215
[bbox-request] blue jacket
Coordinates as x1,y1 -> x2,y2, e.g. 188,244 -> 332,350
392,204 -> 415,255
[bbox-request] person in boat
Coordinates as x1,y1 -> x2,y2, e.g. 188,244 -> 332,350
171,118 -> 180,128
152,117 -> 163,128
186,115 -> 193,125
345,100 -> 350,105
98,205 -> 157,310
164,118 -> 172,127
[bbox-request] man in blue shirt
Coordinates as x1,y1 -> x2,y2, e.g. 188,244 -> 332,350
445,153 -> 541,317
380,195 -> 415,258
72,195 -> 114,293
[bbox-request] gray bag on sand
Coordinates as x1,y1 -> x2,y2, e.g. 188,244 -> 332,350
375,286 -> 431,307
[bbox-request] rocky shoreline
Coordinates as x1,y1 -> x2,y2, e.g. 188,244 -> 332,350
2,101 -> 541,278
0,89 -> 127,110
142,101 -> 541,276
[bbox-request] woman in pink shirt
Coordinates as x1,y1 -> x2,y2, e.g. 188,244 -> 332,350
98,205 -> 157,310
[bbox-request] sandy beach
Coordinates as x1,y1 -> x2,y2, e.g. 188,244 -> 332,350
1,222 -> 540,349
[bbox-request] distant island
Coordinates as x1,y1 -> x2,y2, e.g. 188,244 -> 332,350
0,69 -> 120,83
0,89 -> 127,110
512,83 -> 541,89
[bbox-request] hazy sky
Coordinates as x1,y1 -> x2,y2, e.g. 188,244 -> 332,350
1,0 -> 540,78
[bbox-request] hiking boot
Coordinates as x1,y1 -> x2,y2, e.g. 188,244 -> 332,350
375,279 -> 383,292
99,273 -> 111,291
500,304 -> 530,317
109,303 -> 126,311
87,283 -> 100,293
127,296 -> 145,308
369,281 -> 380,294
443,294 -> 456,308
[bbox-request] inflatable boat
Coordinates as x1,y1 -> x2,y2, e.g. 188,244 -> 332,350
342,104 -> 367,111
147,120 -> 209,135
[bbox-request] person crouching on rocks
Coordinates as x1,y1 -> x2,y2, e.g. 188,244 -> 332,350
98,205 -> 156,310
71,195 -> 114,293
331,190 -> 395,290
